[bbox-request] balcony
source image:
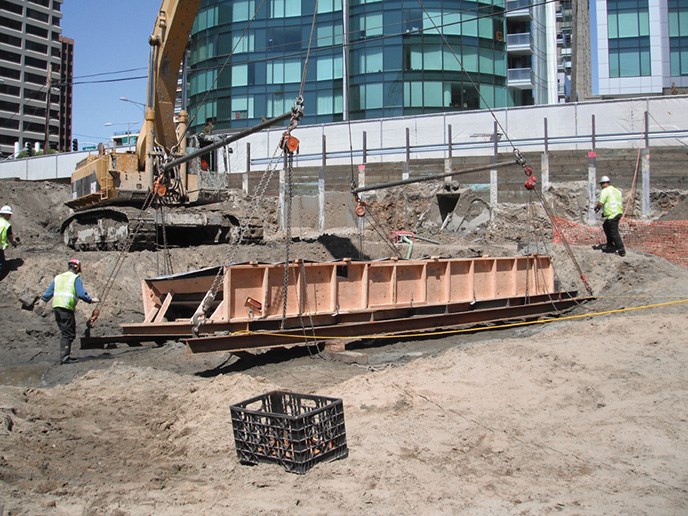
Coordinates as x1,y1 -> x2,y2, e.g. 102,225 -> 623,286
507,32 -> 532,54
508,67 -> 532,89
506,0 -> 531,19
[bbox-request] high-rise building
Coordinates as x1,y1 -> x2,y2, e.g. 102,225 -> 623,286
0,0 -> 64,158
591,0 -> 688,96
58,35 -> 73,153
186,0 -> 559,134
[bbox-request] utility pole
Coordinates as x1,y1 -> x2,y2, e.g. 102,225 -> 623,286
43,67 -> 52,154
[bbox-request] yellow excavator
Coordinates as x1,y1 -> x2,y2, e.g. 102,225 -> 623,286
61,0 -> 302,250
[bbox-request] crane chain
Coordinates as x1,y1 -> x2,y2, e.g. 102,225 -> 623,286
280,152 -> 294,329
191,97 -> 304,337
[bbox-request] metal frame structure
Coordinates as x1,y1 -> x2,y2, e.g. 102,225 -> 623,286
81,255 -> 589,353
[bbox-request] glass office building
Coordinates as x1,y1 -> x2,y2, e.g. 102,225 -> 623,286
592,0 -> 688,96
187,0 -> 515,132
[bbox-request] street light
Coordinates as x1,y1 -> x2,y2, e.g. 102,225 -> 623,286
105,121 -> 139,151
119,97 -> 146,114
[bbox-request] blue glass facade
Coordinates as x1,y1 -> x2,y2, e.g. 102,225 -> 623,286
187,0 -> 508,133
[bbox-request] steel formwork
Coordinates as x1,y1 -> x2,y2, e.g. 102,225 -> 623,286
118,255 -> 554,335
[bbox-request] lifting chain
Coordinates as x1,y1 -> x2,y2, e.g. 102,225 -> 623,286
191,97 -> 304,337
514,148 -> 537,191
281,151 -> 294,329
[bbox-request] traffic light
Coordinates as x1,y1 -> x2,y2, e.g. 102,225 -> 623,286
72,138 -> 78,151
25,141 -> 33,156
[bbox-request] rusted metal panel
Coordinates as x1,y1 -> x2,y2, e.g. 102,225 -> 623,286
93,255 -> 569,351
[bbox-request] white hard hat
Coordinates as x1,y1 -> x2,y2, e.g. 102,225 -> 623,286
0,205 -> 12,215
599,176 -> 611,184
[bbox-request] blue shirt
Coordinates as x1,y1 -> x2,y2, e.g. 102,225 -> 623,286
41,275 -> 93,304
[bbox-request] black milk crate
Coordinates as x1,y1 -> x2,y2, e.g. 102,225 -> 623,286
230,391 -> 348,474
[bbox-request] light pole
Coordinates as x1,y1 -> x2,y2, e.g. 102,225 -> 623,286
105,121 -> 139,151
119,97 -> 146,114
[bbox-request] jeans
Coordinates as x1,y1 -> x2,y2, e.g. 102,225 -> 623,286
54,307 -> 76,361
603,214 -> 625,252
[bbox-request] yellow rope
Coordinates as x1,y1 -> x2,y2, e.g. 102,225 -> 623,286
228,298 -> 688,342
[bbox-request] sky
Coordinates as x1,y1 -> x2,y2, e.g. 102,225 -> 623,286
61,0 -> 161,149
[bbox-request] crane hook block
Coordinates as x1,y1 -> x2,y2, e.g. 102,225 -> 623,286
153,182 -> 167,197
281,134 -> 300,153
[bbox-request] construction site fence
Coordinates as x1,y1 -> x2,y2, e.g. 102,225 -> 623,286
553,216 -> 688,267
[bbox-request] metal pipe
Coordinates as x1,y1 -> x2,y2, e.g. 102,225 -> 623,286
161,110 -> 293,172
351,160 -> 517,194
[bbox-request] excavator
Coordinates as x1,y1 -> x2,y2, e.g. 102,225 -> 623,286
61,0 -> 302,251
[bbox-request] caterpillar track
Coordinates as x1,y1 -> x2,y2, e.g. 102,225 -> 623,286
61,206 -> 263,251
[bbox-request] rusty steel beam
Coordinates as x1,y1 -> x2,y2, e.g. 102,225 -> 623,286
184,292 -> 589,354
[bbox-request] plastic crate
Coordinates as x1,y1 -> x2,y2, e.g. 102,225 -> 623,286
230,391 -> 348,474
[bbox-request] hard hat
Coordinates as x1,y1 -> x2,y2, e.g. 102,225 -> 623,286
599,176 -> 611,184
0,205 -> 12,215
68,257 -> 82,271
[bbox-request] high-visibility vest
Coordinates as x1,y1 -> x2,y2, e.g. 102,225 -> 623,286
53,271 -> 78,311
600,185 -> 623,219
0,218 -> 10,250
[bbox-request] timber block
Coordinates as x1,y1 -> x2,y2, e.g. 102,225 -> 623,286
323,350 -> 369,365
324,341 -> 346,353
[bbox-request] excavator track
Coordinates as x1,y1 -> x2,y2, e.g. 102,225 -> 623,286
61,206 -> 262,251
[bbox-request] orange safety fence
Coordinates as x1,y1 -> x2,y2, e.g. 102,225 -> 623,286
552,216 -> 688,267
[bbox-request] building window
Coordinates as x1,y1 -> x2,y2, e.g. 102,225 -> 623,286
269,0 -> 301,18
669,0 -> 688,76
232,64 -> 248,86
191,34 -> 217,62
190,69 -> 217,92
193,5 -> 218,33
316,0 -> 343,13
195,99 -> 217,125
232,0 -> 255,22
357,47 -> 383,74
231,96 -> 253,119
359,83 -> 383,109
316,23 -> 343,47
607,0 -> 651,77
316,91 -> 343,115
267,59 -> 302,84
267,94 -> 290,117
26,8 -> 50,23
232,32 -> 255,53
609,38 -> 651,77
316,54 -> 343,80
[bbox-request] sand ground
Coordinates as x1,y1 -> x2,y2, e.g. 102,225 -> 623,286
0,179 -> 686,515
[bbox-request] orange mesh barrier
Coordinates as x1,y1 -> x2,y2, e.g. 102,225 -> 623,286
552,217 -> 688,267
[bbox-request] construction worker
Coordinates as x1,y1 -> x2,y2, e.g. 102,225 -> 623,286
39,258 -> 99,364
594,176 -> 626,257
0,205 -> 19,279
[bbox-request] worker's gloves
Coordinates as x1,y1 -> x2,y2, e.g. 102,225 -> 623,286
91,297 -> 100,304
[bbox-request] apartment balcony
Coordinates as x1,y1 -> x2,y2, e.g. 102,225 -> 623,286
506,32 -> 532,55
506,0 -> 531,19
508,67 -> 532,89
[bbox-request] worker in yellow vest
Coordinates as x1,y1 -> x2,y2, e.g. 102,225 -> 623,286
594,176 -> 626,257
0,205 -> 19,279
39,258 -> 99,364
